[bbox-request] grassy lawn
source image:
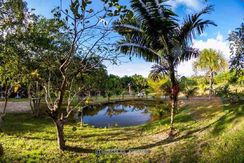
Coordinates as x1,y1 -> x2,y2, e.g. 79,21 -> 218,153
0,97 -> 243,162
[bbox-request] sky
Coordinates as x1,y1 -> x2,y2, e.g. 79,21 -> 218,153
25,0 -> 244,77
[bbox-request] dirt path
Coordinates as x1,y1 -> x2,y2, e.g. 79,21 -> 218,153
0,101 -> 31,113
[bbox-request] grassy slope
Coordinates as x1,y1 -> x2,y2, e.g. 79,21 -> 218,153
0,97 -> 243,162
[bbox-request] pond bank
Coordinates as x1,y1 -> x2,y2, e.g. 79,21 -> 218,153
87,97 -> 167,107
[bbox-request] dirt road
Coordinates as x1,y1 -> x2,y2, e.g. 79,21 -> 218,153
0,101 -> 31,113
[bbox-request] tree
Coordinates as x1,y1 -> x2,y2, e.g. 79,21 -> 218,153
81,66 -> 108,97
228,23 -> 244,79
105,74 -> 123,100
131,74 -> 147,93
114,0 -> 216,135
40,0 -> 127,150
193,49 -> 227,97
0,0 -> 29,121
120,75 -> 133,91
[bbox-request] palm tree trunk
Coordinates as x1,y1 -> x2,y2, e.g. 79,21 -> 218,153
169,64 -> 178,136
170,95 -> 177,130
209,71 -> 214,99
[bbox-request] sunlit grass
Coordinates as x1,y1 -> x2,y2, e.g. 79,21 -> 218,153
0,98 -> 243,162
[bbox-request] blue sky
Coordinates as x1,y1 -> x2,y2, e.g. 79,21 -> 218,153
25,0 -> 244,77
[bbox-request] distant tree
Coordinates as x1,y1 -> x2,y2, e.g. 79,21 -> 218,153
120,75 -> 133,91
114,0 -> 216,135
131,74 -> 147,93
105,74 -> 123,100
193,49 -> 227,97
228,23 -> 244,78
81,66 -> 108,96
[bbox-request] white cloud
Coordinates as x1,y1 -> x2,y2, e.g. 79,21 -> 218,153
106,60 -> 153,77
166,0 -> 203,11
177,33 -> 230,77
193,33 -> 230,59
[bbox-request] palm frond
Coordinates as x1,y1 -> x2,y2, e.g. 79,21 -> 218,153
178,5 -> 217,43
131,0 -> 178,41
149,63 -> 169,80
118,42 -> 160,62
113,24 -> 143,33
177,47 -> 199,63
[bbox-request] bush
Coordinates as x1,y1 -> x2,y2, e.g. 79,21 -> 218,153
215,84 -> 230,98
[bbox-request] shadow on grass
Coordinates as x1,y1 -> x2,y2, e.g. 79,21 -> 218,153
65,146 -> 95,153
21,136 -> 56,141
128,102 -> 244,151
140,107 -> 193,133
211,103 -> 244,135
129,121 -> 215,150
0,113 -> 53,134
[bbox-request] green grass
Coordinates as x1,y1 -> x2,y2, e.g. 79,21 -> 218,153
0,98 -> 29,102
0,97 -> 243,162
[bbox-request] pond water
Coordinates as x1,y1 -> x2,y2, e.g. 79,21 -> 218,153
75,101 -> 169,128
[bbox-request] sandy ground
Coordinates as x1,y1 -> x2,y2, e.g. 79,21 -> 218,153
0,101 -> 31,113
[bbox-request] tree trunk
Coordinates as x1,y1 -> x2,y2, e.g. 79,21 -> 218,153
80,111 -> 83,127
2,92 -> 8,116
168,63 -> 178,136
170,95 -> 177,135
0,86 -> 9,122
209,71 -> 214,99
79,108 -> 84,127
53,120 -> 65,151
30,98 -> 41,117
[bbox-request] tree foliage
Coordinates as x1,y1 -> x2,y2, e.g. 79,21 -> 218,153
193,49 -> 227,73
228,23 -> 244,77
193,48 -> 227,96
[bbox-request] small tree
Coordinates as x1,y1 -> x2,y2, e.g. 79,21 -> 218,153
41,0 -> 127,150
193,49 -> 227,97
147,76 -> 170,99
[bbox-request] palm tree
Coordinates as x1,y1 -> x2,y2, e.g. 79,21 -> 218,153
193,48 -> 227,97
114,0 -> 216,135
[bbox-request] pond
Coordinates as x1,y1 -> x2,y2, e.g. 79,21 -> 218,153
74,101 -> 169,128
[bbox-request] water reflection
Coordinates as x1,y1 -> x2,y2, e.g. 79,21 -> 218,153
74,101 -> 169,128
